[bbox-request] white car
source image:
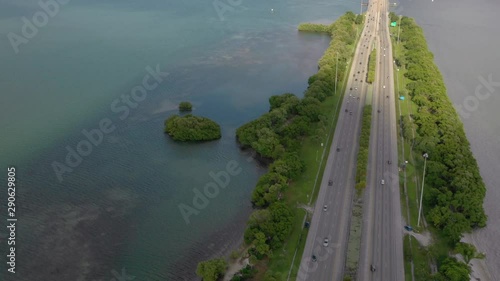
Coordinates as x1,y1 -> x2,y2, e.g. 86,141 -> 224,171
323,238 -> 329,247
381,179 -> 385,185
323,205 -> 328,212
383,85 -> 386,89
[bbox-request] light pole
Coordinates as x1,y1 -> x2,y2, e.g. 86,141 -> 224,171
335,52 -> 338,95
396,68 -> 400,98
360,0 -> 363,16
397,15 -> 402,44
417,153 -> 429,227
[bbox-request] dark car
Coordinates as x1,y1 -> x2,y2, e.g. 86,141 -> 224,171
371,265 -> 376,272
388,160 -> 392,165
312,255 -> 317,262
304,221 -> 310,228
328,180 -> 333,186
404,225 -> 413,231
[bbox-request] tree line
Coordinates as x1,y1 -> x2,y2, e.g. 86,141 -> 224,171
392,13 -> 487,281
367,49 -> 376,84
394,15 -> 487,244
355,105 -> 372,192
220,12 -> 360,280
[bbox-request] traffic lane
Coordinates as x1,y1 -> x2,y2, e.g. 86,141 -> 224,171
384,22 -> 405,280
299,147 -> 339,281
300,61 -> 368,280
358,31 -> 381,281
372,29 -> 388,280
328,33 -> 374,279
300,10 -> 377,279
311,103 -> 362,280
327,89 -> 364,280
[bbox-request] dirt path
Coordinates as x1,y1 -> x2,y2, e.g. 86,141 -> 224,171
223,258 -> 249,281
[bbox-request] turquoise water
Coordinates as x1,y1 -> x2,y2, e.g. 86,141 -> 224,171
0,0 -> 357,280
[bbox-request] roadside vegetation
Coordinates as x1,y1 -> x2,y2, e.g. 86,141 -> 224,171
164,114 -> 221,141
195,12 -> 364,280
390,13 -> 487,280
366,49 -> 376,83
344,104 -> 371,280
354,105 -> 372,193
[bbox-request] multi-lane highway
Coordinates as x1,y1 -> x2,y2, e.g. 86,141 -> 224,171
297,1 -> 385,280
358,0 -> 404,280
297,0 -> 404,280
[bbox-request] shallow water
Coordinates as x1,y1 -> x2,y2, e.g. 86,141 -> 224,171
0,0 -> 357,279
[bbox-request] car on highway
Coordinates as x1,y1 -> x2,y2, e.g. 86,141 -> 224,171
323,238 -> 329,247
404,225 -> 413,231
371,265 -> 376,272
383,85 -> 386,88
323,205 -> 327,212
312,255 -> 317,262
388,160 -> 392,164
381,179 -> 385,185
329,180 -> 333,185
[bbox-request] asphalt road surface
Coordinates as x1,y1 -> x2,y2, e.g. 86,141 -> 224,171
357,0 -> 405,280
297,1 -> 405,280
297,1 -> 387,280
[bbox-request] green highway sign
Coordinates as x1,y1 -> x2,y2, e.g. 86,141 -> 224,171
390,22 -> 397,27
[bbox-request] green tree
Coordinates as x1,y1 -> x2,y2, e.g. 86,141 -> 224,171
435,257 -> 470,281
454,242 -> 485,265
355,14 -> 363,25
179,101 -> 192,111
196,258 -> 228,281
253,231 -> 271,258
165,114 -> 221,141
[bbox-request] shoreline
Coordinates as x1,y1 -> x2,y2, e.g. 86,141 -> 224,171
170,204 -> 253,280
